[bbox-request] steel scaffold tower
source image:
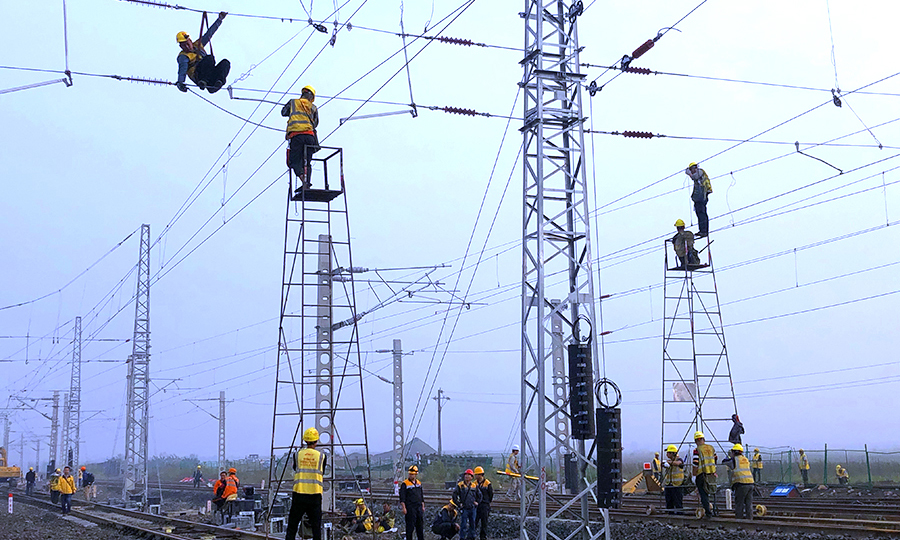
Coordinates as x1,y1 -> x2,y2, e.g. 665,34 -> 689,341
520,2 -> 608,540
63,316 -> 82,469
124,224 -> 151,504
660,239 -> 738,459
269,148 -> 372,517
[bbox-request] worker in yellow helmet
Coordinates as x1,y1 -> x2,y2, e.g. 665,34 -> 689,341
281,85 -> 320,191
431,500 -> 460,540
691,431 -> 717,518
175,12 -> 230,93
651,452 -> 661,484
836,464 -> 850,485
473,466 -> 493,540
400,465 -> 425,540
352,498 -> 374,532
25,466 -> 36,496
662,445 -> 685,514
797,449 -> 810,486
670,219 -> 700,270
723,444 -> 754,519
751,448 -> 763,483
193,465 -> 204,488
49,468 -> 62,504
685,162 -> 712,238
286,427 -> 326,540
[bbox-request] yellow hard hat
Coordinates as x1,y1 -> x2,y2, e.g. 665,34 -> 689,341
303,427 -> 320,442
732,444 -> 743,452
56,468 -> 61,472
197,465 -> 202,468
674,219 -> 685,227
356,498 -> 365,504
798,448 -> 804,453
29,467 -> 33,471
473,466 -> 484,474
666,445 -> 677,453
302,85 -> 316,98
754,448 -> 759,452
176,31 -> 190,43
448,499 -> 456,506
408,465 -> 418,472
693,431 -> 705,440
836,464 -> 842,470
688,162 -> 698,168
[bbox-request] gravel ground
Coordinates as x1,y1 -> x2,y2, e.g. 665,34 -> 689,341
0,500 -> 122,540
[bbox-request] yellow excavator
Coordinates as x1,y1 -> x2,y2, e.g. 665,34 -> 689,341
0,447 -> 22,487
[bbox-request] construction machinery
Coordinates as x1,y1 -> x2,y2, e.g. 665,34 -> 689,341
0,447 -> 21,486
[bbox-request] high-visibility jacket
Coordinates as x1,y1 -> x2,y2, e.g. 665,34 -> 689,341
49,474 -> 61,491
228,473 -> 240,490
836,466 -> 849,480
694,444 -> 717,475
687,167 -> 713,203
752,451 -> 763,469
651,458 -> 661,473
213,477 -> 237,499
732,455 -> 753,484
283,98 -> 319,139
58,475 -> 77,495
293,447 -> 325,494
664,458 -> 685,486
355,504 -> 373,531
799,454 -> 810,470
399,478 -> 424,505
506,453 -> 520,474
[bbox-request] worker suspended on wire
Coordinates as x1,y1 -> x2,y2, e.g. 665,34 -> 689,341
175,12 -> 230,94
671,219 -> 700,269
685,162 -> 713,238
281,85 -> 320,191
723,444 -> 754,520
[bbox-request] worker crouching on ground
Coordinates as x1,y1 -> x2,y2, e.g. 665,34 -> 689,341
685,162 -> 713,238
399,465 -> 425,540
375,502 -> 396,533
453,469 -> 482,540
81,466 -> 95,501
175,12 -> 230,93
723,444 -> 754,519
473,466 -> 493,540
836,464 -> 850,485
49,468 -> 61,503
431,500 -> 460,540
692,431 -> 717,518
282,86 -> 320,191
25,467 -> 36,496
798,449 -> 810,486
286,428 -> 326,540
671,219 -> 700,269
752,448 -> 763,483
58,466 -> 77,515
662,445 -> 685,514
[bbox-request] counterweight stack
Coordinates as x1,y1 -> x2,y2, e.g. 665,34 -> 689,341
269,148 -> 372,515
661,239 -> 739,458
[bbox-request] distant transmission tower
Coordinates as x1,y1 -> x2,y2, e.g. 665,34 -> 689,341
63,316 -> 82,469
660,239 -> 738,459
123,224 -> 151,504
269,149 -> 372,518
520,2 -> 612,540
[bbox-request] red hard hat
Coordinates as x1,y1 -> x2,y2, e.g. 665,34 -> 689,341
465,469 -> 474,475
80,466 -> 86,471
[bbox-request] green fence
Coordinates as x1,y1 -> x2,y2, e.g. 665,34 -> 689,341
746,445 -> 900,486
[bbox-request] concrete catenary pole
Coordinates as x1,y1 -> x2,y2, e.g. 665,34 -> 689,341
218,391 -> 226,473
392,340 -> 404,476
432,389 -> 449,457
49,391 -> 60,471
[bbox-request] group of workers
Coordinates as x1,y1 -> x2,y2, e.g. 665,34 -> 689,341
210,467 -> 242,521
670,162 -> 713,269
401,463 -> 494,540
44,465 -> 94,514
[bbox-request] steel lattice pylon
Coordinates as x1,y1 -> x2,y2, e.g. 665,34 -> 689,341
661,239 -> 738,460
520,2 -> 608,540
269,148 -> 372,519
63,316 -> 82,469
124,224 -> 151,504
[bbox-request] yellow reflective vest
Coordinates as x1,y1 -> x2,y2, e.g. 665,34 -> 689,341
696,444 -> 717,475
284,98 -> 319,139
732,455 -> 753,484
355,504 -> 373,531
178,44 -> 207,82
752,451 -> 763,469
799,454 -> 810,470
664,459 -> 684,486
293,447 -> 325,494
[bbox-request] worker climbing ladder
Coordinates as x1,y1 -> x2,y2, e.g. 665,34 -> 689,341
660,238 -> 739,459
268,148 -> 373,521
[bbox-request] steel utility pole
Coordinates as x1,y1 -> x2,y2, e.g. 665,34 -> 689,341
63,316 -> 82,469
432,389 -> 449,457
521,2 -> 609,540
124,224 -> 151,504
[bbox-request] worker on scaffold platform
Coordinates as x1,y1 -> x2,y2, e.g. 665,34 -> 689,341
175,12 -> 230,94
685,162 -> 713,238
282,85 -> 320,192
286,427 -> 326,540
670,219 -> 700,270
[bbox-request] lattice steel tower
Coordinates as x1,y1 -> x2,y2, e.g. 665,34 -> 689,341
660,239 -> 738,459
124,224 -> 151,504
63,316 -> 82,468
520,2 -> 609,540
269,149 -> 372,515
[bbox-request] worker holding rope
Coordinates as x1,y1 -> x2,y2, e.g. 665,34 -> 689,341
175,11 -> 230,94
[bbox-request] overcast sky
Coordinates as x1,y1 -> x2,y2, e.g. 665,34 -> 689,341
2,0 -> 899,469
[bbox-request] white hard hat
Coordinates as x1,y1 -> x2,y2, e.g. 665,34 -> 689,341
512,445 -> 519,451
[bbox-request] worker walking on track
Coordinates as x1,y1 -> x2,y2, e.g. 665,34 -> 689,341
453,469 -> 481,540
281,86 -> 320,191
80,466 -> 95,501
58,466 -> 77,515
193,465 -> 203,488
505,445 -> 521,500
25,467 -> 36,496
399,465 -> 425,540
49,468 -> 61,504
723,444 -> 754,519
692,431 -> 717,519
685,162 -> 713,238
286,427 -> 326,540
175,12 -> 230,93
752,448 -> 763,483
662,445 -> 685,514
798,449 -> 810,486
473,466 -> 493,540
